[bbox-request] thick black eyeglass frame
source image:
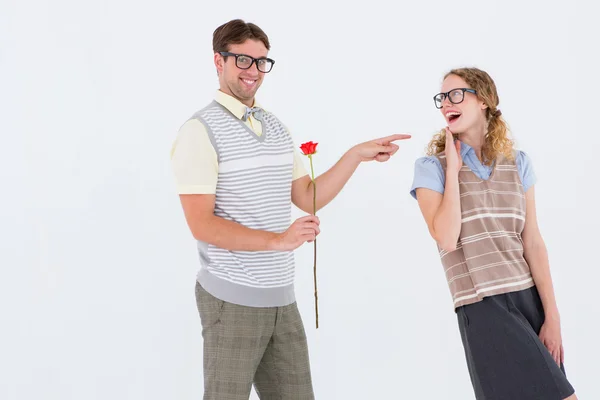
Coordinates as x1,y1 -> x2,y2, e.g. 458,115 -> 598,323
219,52 -> 275,73
433,88 -> 477,109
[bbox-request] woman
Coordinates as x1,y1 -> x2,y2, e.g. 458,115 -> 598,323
410,67 -> 577,400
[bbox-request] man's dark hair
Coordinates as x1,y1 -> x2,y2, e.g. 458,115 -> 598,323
213,19 -> 270,54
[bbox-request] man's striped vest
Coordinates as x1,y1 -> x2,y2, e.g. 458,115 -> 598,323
190,101 -> 297,307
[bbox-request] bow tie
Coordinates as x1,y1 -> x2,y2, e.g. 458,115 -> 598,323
242,106 -> 264,122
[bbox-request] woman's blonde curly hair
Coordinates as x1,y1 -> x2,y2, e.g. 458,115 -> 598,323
426,68 -> 514,165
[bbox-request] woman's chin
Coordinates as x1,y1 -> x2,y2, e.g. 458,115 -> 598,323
448,118 -> 463,131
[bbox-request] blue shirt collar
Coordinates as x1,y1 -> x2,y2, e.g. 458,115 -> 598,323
458,139 -> 474,159
456,139 -> 495,169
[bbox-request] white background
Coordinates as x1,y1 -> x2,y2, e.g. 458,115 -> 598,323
2,0 -> 598,399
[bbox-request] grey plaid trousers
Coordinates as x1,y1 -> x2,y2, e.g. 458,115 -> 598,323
195,281 -> 315,400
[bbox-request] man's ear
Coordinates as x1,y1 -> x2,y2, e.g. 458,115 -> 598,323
214,53 -> 224,75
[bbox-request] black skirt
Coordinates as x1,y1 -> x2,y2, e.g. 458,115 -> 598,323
456,286 -> 575,400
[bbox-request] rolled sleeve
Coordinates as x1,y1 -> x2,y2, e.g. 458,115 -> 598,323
280,122 -> 308,181
292,146 -> 309,180
170,119 -> 218,194
516,150 -> 537,192
410,156 -> 445,199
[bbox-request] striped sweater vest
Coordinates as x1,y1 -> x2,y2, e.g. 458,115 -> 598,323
436,152 -> 535,309
191,101 -> 296,307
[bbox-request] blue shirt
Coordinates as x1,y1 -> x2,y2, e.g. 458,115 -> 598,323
410,141 -> 536,199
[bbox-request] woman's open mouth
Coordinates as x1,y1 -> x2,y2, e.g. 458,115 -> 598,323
446,111 -> 462,124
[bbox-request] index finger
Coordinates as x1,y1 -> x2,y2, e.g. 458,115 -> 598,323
560,345 -> 564,364
298,215 -> 320,223
375,134 -> 412,143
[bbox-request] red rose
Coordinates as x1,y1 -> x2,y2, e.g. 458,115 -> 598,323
298,139 -> 320,328
300,141 -> 318,156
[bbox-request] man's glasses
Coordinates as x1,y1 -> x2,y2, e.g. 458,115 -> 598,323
219,52 -> 275,73
433,88 -> 477,109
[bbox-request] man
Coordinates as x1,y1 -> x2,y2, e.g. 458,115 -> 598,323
170,19 -> 410,400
